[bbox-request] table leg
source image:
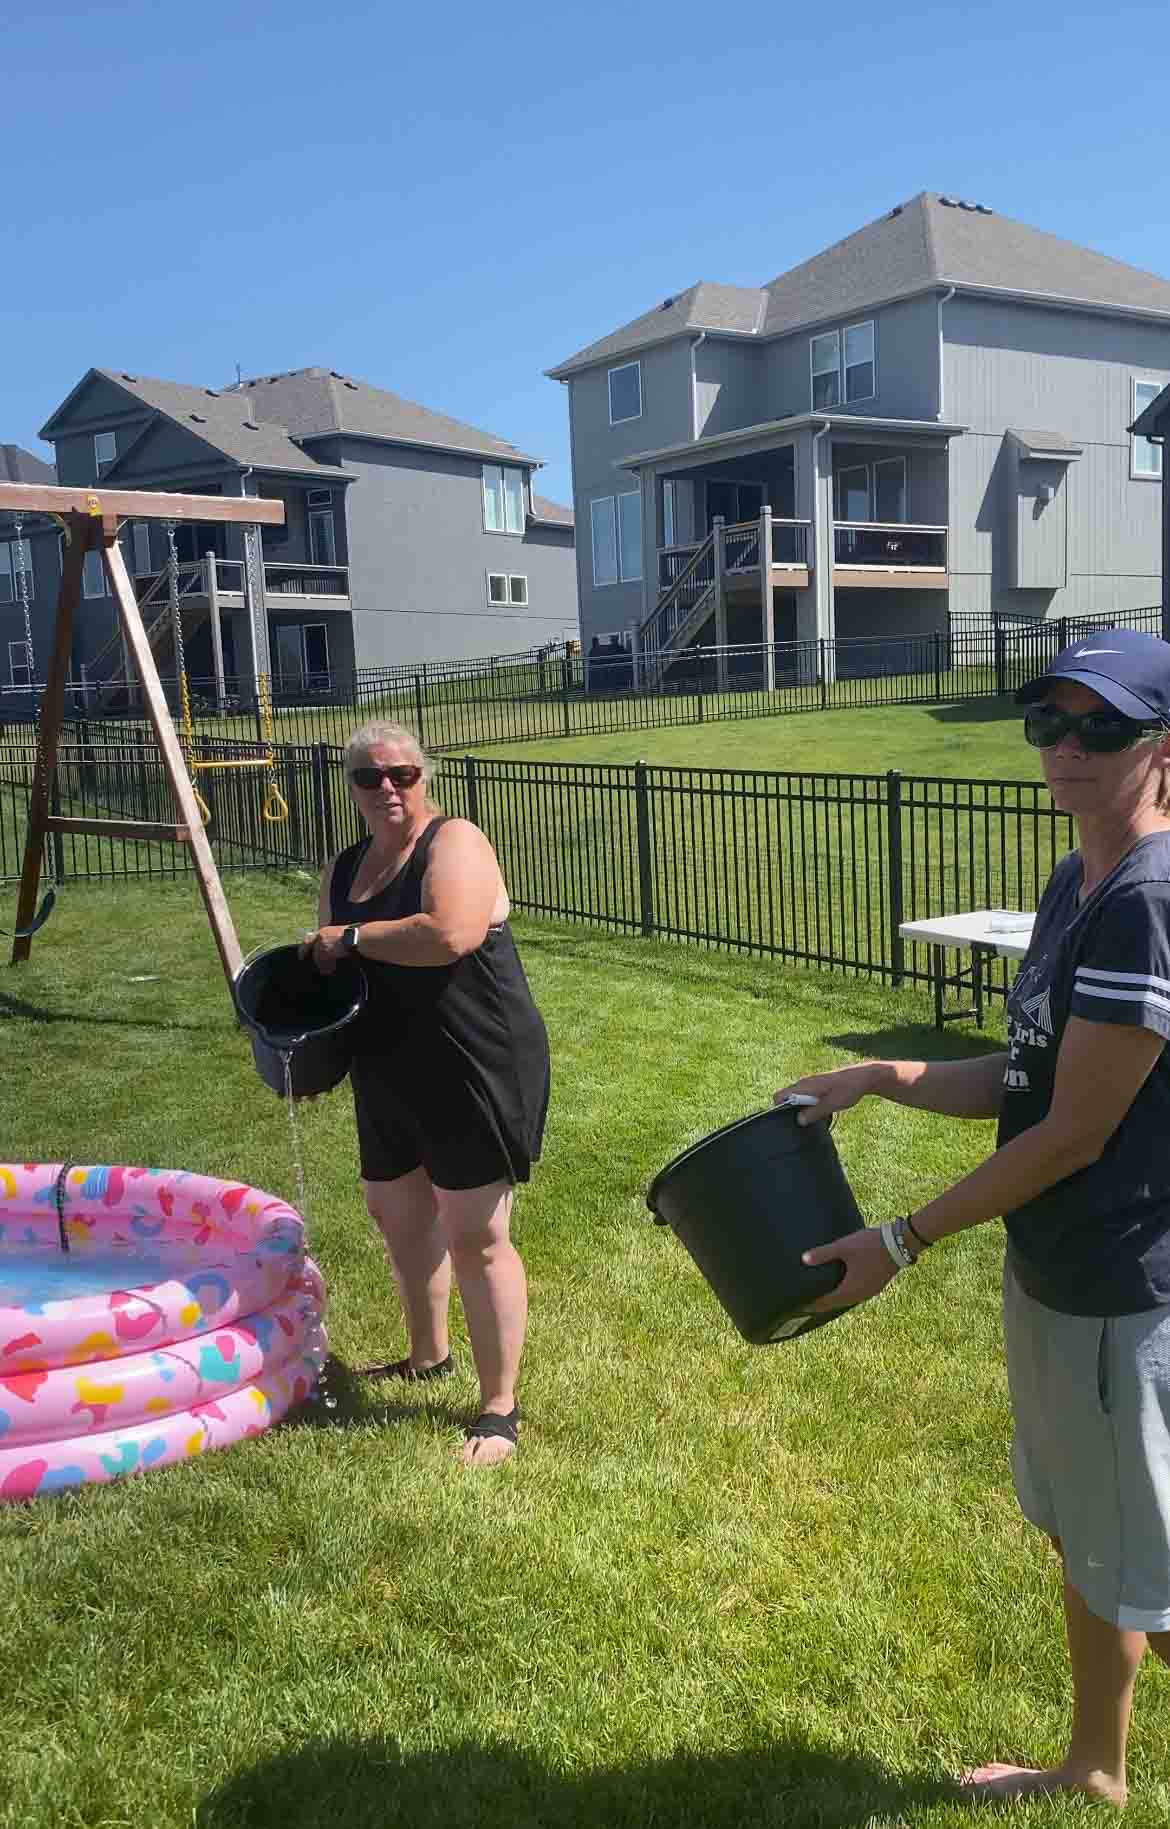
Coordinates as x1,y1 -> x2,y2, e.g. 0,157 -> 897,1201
932,945 -> 944,1033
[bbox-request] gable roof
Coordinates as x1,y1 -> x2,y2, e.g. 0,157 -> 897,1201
547,281 -> 766,379
550,194 -> 1170,376
529,492 -> 573,529
40,367 -> 542,477
241,368 -> 541,465
1,442 -> 56,484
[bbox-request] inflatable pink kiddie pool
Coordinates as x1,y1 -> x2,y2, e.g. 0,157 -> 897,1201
0,1163 -> 326,1502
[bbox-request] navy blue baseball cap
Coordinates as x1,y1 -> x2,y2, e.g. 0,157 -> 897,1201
1016,628 -> 1170,724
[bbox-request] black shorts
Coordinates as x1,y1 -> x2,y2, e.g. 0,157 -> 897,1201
349,1052 -> 540,1191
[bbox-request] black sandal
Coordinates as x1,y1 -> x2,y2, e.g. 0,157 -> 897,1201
357,1352 -> 454,1383
464,1403 -> 520,1448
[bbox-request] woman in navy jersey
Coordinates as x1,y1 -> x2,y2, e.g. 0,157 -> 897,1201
303,721 -> 549,1466
778,631 -> 1170,1808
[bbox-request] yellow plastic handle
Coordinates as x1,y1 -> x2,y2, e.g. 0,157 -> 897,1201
262,787 -> 290,825
192,788 -> 212,826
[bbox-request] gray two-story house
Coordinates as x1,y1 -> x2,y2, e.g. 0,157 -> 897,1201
1131,382 -> 1170,629
3,366 -> 576,698
549,194 -> 1170,676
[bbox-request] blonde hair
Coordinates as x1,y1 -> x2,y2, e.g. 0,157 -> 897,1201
344,720 -> 433,788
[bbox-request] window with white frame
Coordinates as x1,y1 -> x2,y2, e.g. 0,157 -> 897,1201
8,639 -> 32,687
811,332 -> 841,410
486,572 -> 528,607
508,574 -> 528,605
82,548 -> 106,598
0,537 -> 33,605
129,521 -> 152,576
93,431 -> 117,473
873,457 -> 907,522
812,321 -> 877,409
487,572 -> 508,604
1133,379 -> 1164,478
482,464 -> 526,534
617,491 -> 642,581
591,493 -> 642,585
608,361 -> 642,425
836,466 -> 871,523
844,321 -> 876,402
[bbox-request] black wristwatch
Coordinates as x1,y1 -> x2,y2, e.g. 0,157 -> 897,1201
341,923 -> 360,953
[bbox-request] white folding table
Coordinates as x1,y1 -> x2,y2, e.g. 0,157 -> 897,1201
898,910 -> 1034,1031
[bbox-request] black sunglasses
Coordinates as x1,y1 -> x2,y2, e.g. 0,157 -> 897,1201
348,764 -> 423,790
1024,704 -> 1166,755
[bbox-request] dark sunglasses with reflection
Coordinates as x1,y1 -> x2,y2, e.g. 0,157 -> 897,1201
348,764 -> 424,790
1024,704 -> 1168,755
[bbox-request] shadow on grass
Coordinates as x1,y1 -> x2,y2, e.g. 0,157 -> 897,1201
290,1356 -> 468,1435
927,697 -> 1025,728
197,1733 -> 957,1829
0,988 -> 220,1033
824,1022 -> 1006,1061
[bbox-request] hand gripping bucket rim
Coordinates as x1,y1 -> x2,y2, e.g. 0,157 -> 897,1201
233,943 -> 368,1099
646,1098 -> 860,1344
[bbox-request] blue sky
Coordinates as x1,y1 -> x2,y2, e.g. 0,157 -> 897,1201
6,0 -> 1168,504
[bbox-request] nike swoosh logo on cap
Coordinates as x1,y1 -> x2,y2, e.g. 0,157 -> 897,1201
1073,648 -> 1124,656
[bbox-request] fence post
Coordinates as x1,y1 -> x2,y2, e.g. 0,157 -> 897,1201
932,628 -> 943,701
561,657 -> 571,736
819,640 -> 828,710
886,769 -> 905,988
464,752 -> 480,828
49,772 -> 65,884
311,743 -> 328,866
634,759 -> 654,937
993,614 -> 1006,697
413,673 -> 427,745
321,742 -> 337,856
1057,616 -> 1069,651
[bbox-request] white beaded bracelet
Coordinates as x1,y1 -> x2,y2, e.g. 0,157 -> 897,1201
879,1220 -> 915,1270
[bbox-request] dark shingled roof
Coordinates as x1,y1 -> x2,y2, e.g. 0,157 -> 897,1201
550,193 -> 1170,376
1,442 -> 56,484
241,368 -> 540,465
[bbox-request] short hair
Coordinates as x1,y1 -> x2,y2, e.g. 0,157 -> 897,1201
343,720 -> 433,790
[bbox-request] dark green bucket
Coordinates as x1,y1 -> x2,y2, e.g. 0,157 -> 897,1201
646,1100 -> 863,1343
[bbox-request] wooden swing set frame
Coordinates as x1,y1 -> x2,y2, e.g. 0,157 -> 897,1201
0,482 -> 285,990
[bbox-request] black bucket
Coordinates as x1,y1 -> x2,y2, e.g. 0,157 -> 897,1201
646,1100 -> 864,1343
234,944 -> 368,1099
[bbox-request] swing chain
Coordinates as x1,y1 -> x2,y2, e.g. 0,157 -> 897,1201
164,521 -> 210,825
256,664 -> 290,824
12,513 -> 35,686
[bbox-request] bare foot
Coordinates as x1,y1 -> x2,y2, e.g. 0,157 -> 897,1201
959,1762 -> 1127,1808
459,1405 -> 519,1468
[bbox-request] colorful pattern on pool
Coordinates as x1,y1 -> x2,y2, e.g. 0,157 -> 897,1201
0,1164 -> 327,1501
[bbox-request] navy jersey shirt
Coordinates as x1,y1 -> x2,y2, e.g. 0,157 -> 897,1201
998,830 -> 1170,1316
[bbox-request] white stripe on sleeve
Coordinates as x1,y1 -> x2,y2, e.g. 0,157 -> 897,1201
1074,981 -> 1170,1018
1075,966 -> 1170,996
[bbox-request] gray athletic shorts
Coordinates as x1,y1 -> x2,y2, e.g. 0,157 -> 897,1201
1004,1261 -> 1170,1631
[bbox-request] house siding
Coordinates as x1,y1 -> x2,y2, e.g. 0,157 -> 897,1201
566,338 -> 695,642
762,294 -> 940,424
693,341 -> 767,438
338,438 -> 576,665
944,296 -> 1170,615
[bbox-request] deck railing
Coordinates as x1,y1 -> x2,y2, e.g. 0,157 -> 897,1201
833,523 -> 947,568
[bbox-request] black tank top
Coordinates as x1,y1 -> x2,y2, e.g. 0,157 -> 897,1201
329,817 -> 548,1096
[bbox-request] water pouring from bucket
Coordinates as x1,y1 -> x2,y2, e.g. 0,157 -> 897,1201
233,944 -> 368,1101
646,1096 -> 864,1343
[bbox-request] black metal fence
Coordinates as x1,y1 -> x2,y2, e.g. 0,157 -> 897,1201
0,737 -> 1074,1007
2,606 -> 1162,758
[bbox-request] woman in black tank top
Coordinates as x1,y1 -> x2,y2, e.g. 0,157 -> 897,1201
303,721 -> 549,1465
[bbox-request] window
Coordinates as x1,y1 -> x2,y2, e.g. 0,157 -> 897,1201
811,321 -> 877,408
591,493 -> 641,585
8,639 -> 32,688
811,332 -> 841,410
303,623 -> 330,689
1133,379 -> 1164,479
873,457 -> 907,523
129,522 -> 152,576
508,574 -> 528,606
82,548 -> 106,598
617,491 -> 642,581
0,537 -> 33,605
487,572 -> 508,604
844,321 -> 876,403
93,431 -> 117,473
482,464 -> 525,534
608,361 -> 642,425
591,497 -> 618,586
663,480 -> 677,547
836,466 -> 871,523
308,508 -> 337,567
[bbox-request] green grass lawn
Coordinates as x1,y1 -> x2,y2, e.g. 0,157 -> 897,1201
470,695 -> 1040,783
3,875 -> 1168,1828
